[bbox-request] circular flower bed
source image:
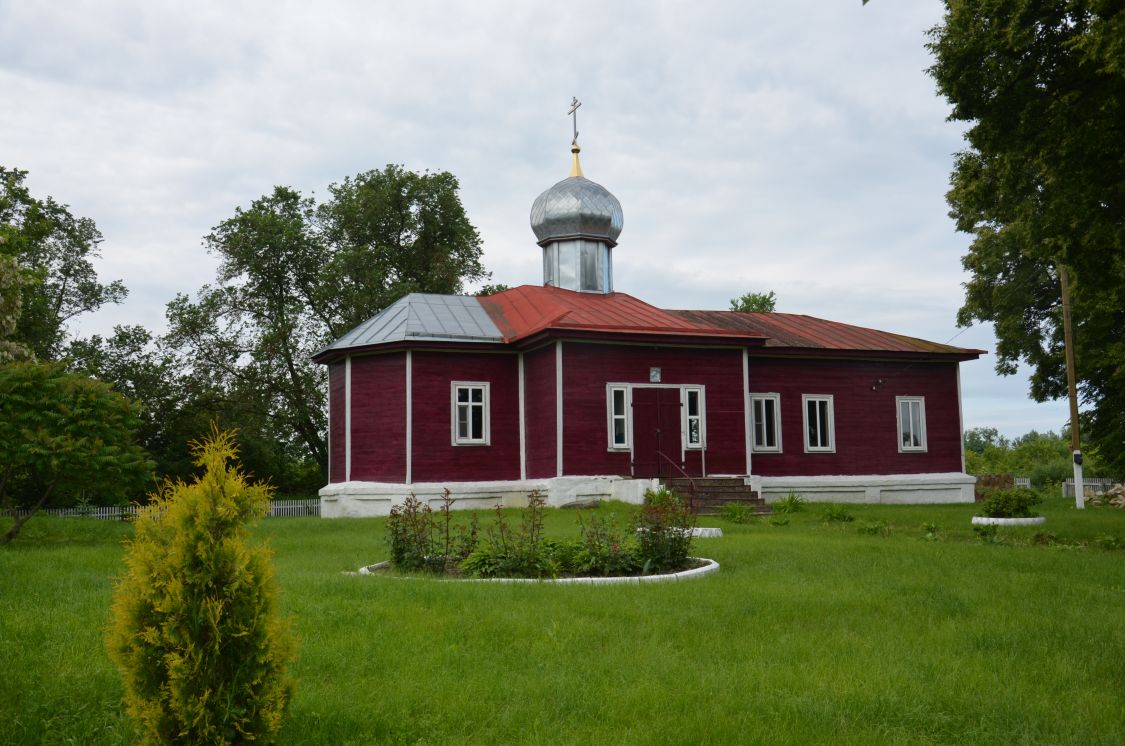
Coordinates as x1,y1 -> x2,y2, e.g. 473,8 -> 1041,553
356,557 -> 720,585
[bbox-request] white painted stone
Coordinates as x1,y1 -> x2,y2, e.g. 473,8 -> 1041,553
636,527 -> 723,538
971,516 -> 1046,526
755,472 -> 976,505
319,476 -> 658,518
355,558 -> 720,585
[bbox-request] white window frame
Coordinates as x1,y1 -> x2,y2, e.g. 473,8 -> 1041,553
896,396 -> 927,452
606,384 -> 631,450
802,394 -> 835,453
684,387 -> 705,449
750,393 -> 782,453
451,381 -> 490,446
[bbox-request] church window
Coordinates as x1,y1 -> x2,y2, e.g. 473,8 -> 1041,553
751,393 -> 781,452
685,387 -> 704,448
802,395 -> 835,452
897,397 -> 927,452
452,382 -> 490,445
607,385 -> 629,449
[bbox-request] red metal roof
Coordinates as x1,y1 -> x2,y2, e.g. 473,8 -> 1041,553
477,286 -> 981,358
478,286 -> 764,344
668,309 -> 984,357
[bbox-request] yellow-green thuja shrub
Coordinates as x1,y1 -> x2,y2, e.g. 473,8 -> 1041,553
107,427 -> 296,744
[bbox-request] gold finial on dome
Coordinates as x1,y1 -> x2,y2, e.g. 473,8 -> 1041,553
570,144 -> 584,178
568,97 -> 584,178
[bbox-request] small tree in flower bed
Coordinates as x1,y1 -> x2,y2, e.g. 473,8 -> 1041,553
386,490 -> 478,573
634,487 -> 697,574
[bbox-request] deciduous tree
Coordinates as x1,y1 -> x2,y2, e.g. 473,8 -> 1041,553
730,290 -> 777,313
166,166 -> 487,476
0,361 -> 152,544
0,254 -> 32,363
928,2 -> 1125,474
0,167 -> 126,360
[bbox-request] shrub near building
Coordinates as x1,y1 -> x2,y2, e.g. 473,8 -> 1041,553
107,428 -> 295,744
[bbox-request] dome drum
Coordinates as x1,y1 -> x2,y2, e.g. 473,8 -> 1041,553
543,239 -> 612,294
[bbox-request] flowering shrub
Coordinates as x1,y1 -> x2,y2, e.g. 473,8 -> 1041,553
386,490 -> 478,572
634,487 -> 696,573
386,488 -> 702,579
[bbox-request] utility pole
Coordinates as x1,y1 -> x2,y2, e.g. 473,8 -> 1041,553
1059,265 -> 1084,509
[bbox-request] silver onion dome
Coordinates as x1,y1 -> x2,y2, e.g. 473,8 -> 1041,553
529,149 -> 623,247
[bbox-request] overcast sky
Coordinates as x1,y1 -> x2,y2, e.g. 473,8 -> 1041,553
1,0 -> 1072,438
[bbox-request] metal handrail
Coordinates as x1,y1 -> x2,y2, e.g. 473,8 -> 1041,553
655,450 -> 698,512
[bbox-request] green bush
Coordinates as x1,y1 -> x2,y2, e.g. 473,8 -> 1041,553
386,490 -> 478,573
719,502 -> 756,524
106,427 -> 295,744
981,487 -> 1042,518
574,513 -> 642,576
1093,534 -> 1123,551
459,491 -> 552,578
634,488 -> 695,573
857,520 -> 890,536
973,524 -> 1001,543
772,491 -> 806,514
822,504 -> 855,523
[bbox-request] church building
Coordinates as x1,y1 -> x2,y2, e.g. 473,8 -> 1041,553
314,129 -> 981,517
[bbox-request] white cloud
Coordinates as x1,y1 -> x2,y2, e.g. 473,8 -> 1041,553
1,0 -> 1070,437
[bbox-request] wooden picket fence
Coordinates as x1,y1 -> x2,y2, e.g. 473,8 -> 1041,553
1062,477 -> 1119,498
3,498 -> 321,520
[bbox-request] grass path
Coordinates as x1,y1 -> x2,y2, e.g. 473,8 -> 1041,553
2,499 -> 1123,744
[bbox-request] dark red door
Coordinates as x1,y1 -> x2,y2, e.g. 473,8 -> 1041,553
631,387 -> 683,478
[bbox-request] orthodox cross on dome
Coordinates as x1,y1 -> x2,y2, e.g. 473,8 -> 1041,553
567,97 -> 584,177
568,96 -> 581,147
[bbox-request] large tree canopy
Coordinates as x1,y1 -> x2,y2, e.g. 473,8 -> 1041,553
0,361 -> 153,544
165,165 -> 487,476
928,2 -> 1125,474
0,167 -> 127,360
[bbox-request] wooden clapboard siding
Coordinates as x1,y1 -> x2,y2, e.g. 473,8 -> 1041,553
409,350 -> 521,482
523,344 -> 557,478
746,357 -> 963,476
559,342 -> 747,477
348,352 -> 407,482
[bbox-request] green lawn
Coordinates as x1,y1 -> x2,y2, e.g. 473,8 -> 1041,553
2,499 -> 1123,744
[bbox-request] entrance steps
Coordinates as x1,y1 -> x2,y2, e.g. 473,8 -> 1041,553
662,477 -> 770,516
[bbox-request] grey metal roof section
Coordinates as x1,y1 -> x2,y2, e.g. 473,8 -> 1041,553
318,293 -> 503,354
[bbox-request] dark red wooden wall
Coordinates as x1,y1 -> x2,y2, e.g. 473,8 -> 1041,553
331,342 -> 966,486
746,356 -> 963,476
328,363 -> 346,483
410,351 -> 521,482
523,344 -> 558,478
560,342 -> 748,477
348,353 -> 407,482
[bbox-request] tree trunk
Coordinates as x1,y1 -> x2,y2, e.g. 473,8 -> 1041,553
0,479 -> 57,546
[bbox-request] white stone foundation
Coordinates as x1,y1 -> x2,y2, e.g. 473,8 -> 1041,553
319,475 -> 660,518
320,472 -> 976,518
749,472 -> 976,505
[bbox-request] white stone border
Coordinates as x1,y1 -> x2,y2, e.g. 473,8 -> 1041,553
354,558 -> 720,585
971,516 -> 1046,526
635,527 -> 723,538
